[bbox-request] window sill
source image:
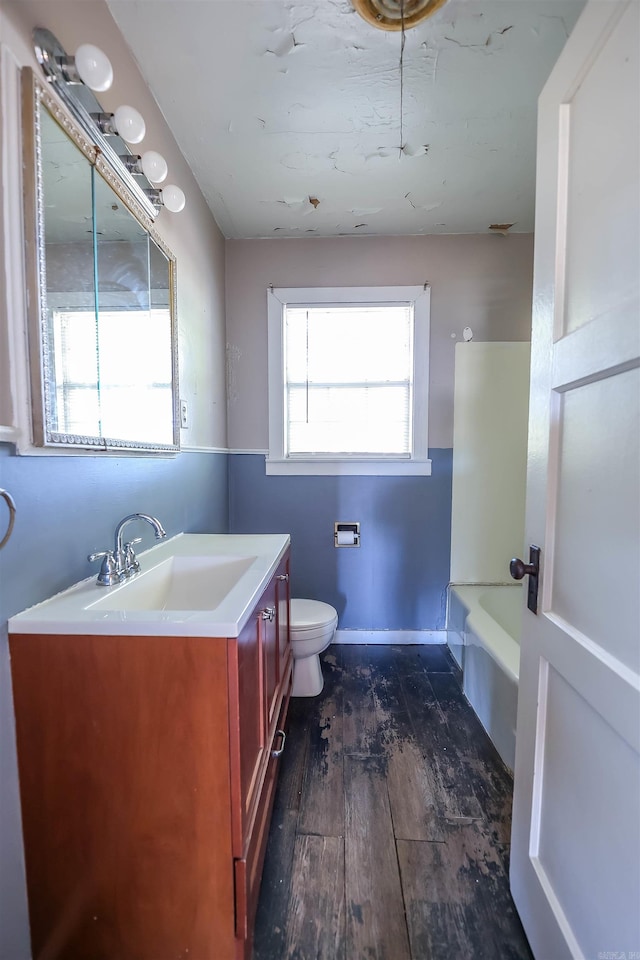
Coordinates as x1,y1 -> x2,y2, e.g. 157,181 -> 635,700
265,458 -> 432,477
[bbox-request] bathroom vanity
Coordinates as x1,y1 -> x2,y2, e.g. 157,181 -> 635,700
8,534 -> 291,960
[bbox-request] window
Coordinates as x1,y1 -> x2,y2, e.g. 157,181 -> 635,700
50,302 -> 173,444
267,286 -> 431,475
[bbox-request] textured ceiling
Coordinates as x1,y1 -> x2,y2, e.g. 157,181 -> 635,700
108,0 -> 585,238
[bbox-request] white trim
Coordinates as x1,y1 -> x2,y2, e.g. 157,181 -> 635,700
180,445 -> 228,454
1,43 -> 31,449
266,458 -> 431,476
334,629 -> 446,645
0,425 -> 20,443
267,285 -> 431,477
228,448 -> 269,455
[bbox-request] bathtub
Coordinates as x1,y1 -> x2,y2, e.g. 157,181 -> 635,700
447,584 -> 523,771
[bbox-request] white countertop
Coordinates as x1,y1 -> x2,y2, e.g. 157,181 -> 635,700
9,533 -> 290,638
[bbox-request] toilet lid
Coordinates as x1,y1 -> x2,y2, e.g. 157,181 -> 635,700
291,598 -> 338,630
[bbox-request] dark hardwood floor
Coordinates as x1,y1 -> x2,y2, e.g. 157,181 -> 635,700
253,644 -> 533,960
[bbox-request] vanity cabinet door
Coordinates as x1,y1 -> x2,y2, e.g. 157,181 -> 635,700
230,606 -> 266,855
275,555 -> 291,687
262,574 -> 279,733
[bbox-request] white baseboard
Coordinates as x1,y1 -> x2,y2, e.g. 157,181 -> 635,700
333,630 -> 447,645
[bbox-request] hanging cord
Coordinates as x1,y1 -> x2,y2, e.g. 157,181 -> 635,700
399,0 -> 406,157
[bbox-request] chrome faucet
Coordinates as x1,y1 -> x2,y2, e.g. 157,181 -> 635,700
89,512 -> 167,586
114,513 -> 167,579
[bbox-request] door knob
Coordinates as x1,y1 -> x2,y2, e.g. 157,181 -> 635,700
510,557 -> 537,580
510,545 -> 541,614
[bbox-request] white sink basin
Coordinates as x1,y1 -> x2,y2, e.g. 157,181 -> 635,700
8,533 -> 290,637
86,555 -> 257,612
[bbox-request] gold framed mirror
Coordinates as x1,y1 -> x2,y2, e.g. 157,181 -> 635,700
21,68 -> 180,453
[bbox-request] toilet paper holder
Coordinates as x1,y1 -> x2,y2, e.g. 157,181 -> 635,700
334,522 -> 360,548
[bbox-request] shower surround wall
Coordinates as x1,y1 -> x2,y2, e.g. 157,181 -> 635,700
225,235 -> 534,632
447,341 -> 532,768
450,341 -> 532,586
0,3 -> 228,956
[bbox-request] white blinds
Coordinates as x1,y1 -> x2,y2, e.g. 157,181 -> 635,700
284,303 -> 414,457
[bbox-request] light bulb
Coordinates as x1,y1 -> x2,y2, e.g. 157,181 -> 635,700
74,43 -> 113,92
141,151 -> 168,184
113,105 -> 146,145
162,184 -> 186,213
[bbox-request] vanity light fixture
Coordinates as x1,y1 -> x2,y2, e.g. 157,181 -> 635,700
34,29 -> 114,91
141,150 -> 168,184
113,104 -> 146,144
119,150 -> 169,184
92,104 -> 146,144
32,27 -> 185,216
72,43 -> 114,91
162,184 -> 186,214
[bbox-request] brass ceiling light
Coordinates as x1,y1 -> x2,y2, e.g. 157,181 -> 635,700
351,0 -> 448,31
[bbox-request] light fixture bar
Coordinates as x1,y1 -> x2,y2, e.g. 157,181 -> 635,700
32,28 -> 159,220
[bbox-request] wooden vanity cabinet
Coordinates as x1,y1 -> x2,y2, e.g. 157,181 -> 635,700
229,554 -> 292,945
9,550 -> 291,960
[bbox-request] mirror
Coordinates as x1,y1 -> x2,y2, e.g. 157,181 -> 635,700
22,69 -> 180,452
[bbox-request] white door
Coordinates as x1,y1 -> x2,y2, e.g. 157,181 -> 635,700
510,3 -> 640,959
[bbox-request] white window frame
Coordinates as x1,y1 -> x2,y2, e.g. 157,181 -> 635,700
266,285 -> 431,476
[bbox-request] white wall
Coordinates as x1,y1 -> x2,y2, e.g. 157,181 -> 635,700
225,234 -> 534,451
0,0 -> 227,452
450,341 -> 531,583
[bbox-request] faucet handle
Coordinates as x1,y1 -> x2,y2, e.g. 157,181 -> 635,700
88,550 -> 121,586
123,538 -> 143,575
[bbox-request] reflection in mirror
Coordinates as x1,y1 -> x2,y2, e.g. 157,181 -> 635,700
23,69 -> 179,452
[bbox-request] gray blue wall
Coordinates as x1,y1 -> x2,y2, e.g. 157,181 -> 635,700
229,450 -> 452,630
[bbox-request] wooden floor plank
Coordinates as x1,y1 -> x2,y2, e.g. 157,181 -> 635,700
341,646 -> 383,757
428,672 -> 504,766
344,755 -> 411,960
253,809 -> 299,960
399,669 -> 484,821
395,644 -> 457,675
297,648 -> 345,837
283,835 -> 345,960
397,826 -> 534,960
370,655 -> 446,842
275,698 -> 310,813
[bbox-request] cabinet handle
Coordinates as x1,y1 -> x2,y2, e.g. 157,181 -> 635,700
271,729 -> 286,758
277,574 -> 289,582
261,606 -> 275,622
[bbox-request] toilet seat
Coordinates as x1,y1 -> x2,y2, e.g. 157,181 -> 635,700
289,599 -> 338,697
290,599 -> 338,631
292,622 -> 338,643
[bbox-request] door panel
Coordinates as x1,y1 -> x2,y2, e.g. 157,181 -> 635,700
564,6 -> 640,335
551,370 -> 640,669
533,664 -> 638,950
510,3 -> 640,958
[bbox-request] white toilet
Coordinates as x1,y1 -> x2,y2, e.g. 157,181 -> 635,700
290,598 -> 338,697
